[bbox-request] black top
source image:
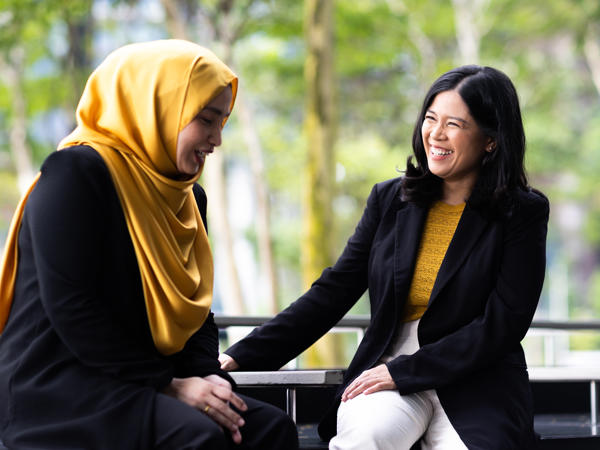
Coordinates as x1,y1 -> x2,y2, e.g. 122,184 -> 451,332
0,146 -> 231,449
227,177 -> 549,449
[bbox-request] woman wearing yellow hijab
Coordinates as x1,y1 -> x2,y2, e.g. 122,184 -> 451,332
0,40 -> 297,450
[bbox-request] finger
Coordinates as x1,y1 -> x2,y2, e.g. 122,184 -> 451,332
205,400 -> 244,432
230,428 -> 242,445
346,382 -> 369,399
228,391 -> 248,412
342,367 -> 378,400
204,374 -> 231,389
343,371 -> 383,400
212,385 -> 248,412
208,390 -> 245,426
363,381 -> 392,395
342,377 -> 363,397
210,401 -> 245,432
342,379 -> 366,401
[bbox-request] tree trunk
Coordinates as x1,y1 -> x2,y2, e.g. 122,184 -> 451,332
0,46 -> 35,195
451,0 -> 489,65
160,0 -> 188,39
64,0 -> 94,127
211,3 -> 280,315
303,0 -> 336,285
236,92 -> 279,314
303,0 -> 344,368
584,23 -> 600,98
203,152 -> 247,314
386,0 -> 436,80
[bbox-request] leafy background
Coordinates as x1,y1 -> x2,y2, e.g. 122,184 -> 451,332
1,0 -> 599,367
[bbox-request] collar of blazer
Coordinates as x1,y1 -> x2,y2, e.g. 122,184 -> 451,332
393,201 -> 489,308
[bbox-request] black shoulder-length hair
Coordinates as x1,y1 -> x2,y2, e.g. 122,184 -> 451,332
401,65 -> 529,215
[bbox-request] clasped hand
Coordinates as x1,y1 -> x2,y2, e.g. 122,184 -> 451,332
163,374 -> 247,444
341,364 -> 396,402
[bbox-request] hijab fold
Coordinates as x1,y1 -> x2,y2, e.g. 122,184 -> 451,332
0,40 -> 238,355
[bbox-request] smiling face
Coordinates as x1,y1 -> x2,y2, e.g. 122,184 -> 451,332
175,85 -> 233,179
421,89 -> 492,202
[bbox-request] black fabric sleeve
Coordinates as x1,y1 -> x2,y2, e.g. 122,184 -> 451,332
386,192 -> 549,394
225,181 -> 392,370
168,312 -> 236,385
27,149 -> 173,388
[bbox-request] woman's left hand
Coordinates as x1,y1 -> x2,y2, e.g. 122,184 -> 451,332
162,376 -> 247,444
341,364 -> 397,402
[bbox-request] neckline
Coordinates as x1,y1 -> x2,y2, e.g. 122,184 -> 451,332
432,201 -> 466,212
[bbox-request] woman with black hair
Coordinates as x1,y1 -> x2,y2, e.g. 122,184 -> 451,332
220,65 -> 549,449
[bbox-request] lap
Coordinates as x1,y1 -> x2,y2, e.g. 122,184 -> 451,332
153,392 -> 226,450
235,393 -> 298,450
331,390 -> 466,450
331,390 -> 431,450
153,392 -> 298,450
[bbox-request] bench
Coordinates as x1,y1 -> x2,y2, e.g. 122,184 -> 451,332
230,370 -> 344,423
231,368 -> 600,449
529,366 -> 600,447
231,370 -> 342,449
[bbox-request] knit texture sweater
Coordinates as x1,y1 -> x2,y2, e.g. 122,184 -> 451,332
402,201 -> 465,322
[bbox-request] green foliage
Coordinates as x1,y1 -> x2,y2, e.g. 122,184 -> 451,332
1,0 -> 600,337
569,333 -> 600,352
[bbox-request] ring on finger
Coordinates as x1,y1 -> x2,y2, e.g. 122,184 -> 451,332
204,405 -> 211,413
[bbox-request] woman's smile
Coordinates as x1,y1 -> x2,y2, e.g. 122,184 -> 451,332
428,145 -> 454,158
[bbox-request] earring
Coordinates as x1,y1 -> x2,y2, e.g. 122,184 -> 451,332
486,144 -> 495,152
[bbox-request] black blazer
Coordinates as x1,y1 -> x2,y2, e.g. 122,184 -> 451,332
0,147 -> 231,449
226,176 -> 549,449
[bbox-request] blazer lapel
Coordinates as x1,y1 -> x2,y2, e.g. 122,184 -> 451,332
428,205 -> 489,305
394,203 -> 428,301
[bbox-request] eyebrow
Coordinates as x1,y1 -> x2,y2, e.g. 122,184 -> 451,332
426,109 -> 468,124
202,106 -> 231,117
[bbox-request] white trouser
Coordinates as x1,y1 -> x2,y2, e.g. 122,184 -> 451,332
329,320 -> 467,450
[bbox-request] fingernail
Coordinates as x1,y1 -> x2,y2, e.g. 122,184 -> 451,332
238,418 -> 245,426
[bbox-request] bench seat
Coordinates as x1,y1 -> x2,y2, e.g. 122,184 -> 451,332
232,369 -> 600,449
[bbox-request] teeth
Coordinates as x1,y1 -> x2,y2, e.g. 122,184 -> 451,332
431,147 -> 453,156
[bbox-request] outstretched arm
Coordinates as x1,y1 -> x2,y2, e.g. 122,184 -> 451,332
223,181 -> 398,370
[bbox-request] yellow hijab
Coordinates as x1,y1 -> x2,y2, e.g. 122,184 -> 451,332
0,40 -> 238,355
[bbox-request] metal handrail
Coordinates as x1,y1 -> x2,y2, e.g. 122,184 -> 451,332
214,315 -> 600,331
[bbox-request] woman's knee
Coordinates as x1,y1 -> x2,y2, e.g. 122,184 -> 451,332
268,406 -> 297,441
335,415 -> 413,449
155,415 -> 227,450
176,417 -> 227,450
239,396 -> 298,449
153,394 -> 227,450
332,393 -> 428,449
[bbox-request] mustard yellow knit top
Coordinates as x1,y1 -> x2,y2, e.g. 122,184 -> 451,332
402,201 -> 465,322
